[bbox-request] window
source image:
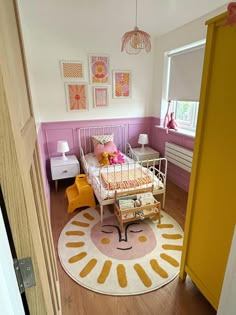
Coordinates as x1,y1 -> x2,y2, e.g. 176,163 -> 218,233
172,100 -> 199,131
165,40 -> 205,135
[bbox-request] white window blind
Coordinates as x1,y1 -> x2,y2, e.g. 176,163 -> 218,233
168,45 -> 205,101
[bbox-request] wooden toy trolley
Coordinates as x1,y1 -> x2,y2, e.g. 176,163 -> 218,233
114,186 -> 161,232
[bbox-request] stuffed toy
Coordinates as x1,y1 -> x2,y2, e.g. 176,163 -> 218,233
224,2 -> 236,26
109,150 -> 125,165
99,152 -> 116,166
163,100 -> 171,128
166,112 -> 178,134
167,112 -> 178,130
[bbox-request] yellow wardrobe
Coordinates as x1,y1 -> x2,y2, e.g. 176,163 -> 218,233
180,11 -> 236,310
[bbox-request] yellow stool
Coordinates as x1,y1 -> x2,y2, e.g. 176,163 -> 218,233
66,174 -> 96,214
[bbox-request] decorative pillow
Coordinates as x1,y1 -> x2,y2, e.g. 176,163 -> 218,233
94,141 -> 117,159
92,134 -> 114,146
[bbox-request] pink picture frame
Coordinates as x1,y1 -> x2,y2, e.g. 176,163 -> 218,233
112,70 -> 132,98
89,54 -> 109,84
65,83 -> 88,111
93,86 -> 109,108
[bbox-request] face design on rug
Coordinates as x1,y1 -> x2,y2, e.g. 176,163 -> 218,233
61,209 -> 184,293
91,215 -> 157,260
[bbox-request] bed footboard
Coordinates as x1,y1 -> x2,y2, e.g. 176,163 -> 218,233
96,158 -> 167,211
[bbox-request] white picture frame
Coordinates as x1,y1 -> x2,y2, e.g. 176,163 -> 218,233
60,60 -> 84,80
64,82 -> 89,111
88,54 -> 110,85
93,86 -> 109,108
112,70 -> 132,98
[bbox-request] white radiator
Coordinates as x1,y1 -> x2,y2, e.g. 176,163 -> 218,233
165,142 -> 193,172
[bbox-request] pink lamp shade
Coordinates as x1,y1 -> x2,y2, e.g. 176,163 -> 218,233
138,134 -> 148,150
57,141 -> 69,160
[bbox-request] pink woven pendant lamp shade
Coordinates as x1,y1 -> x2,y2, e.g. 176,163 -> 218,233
121,0 -> 151,55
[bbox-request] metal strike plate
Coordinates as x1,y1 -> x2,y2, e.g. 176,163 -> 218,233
14,257 -> 36,293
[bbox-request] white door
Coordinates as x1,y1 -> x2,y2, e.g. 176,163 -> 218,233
0,0 -> 61,313
0,206 -> 25,315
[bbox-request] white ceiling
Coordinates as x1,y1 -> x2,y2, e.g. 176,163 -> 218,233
134,0 -> 229,36
31,0 -> 229,37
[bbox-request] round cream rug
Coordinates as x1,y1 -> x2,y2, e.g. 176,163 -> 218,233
58,207 -> 183,295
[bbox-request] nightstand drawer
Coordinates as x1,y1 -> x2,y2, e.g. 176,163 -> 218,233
51,163 -> 79,180
131,147 -> 160,162
141,153 -> 160,160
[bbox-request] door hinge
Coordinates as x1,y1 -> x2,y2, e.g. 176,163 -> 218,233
14,257 -> 36,293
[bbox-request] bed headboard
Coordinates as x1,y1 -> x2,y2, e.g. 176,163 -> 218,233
78,124 -> 127,155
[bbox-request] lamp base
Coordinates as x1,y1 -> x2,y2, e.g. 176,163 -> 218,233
61,152 -> 68,160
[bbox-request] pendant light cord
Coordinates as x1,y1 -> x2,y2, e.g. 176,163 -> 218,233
135,0 -> 138,28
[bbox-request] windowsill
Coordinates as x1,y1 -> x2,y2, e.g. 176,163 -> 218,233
155,125 -> 195,138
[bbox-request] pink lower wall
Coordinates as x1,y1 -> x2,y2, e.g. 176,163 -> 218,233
37,125 -> 51,210
40,116 -> 152,181
151,117 -> 195,191
37,116 -> 195,207
41,117 -> 152,158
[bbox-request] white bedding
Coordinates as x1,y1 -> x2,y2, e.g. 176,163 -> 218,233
83,153 -> 164,201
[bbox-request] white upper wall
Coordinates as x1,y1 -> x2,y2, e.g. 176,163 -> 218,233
152,5 -> 227,118
17,1 -> 155,124
17,1 -> 228,124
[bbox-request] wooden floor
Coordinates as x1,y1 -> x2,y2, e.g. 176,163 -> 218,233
50,179 -> 216,315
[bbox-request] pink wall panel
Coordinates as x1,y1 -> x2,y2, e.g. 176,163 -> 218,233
150,118 -> 195,192
45,128 -> 75,157
127,122 -> 151,148
168,164 -> 191,192
42,117 -> 153,161
38,116 -> 195,205
37,125 -> 50,211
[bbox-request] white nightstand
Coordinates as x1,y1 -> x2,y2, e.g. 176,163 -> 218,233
50,155 -> 80,191
131,147 -> 160,163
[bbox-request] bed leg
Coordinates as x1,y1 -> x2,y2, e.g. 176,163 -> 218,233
100,205 -> 103,222
162,192 -> 166,209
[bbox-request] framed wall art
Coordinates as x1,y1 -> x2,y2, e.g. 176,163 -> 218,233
93,86 -> 109,108
112,70 -> 132,98
65,83 -> 88,111
61,60 -> 84,80
89,54 -> 109,84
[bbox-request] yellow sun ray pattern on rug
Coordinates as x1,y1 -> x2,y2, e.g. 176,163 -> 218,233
66,242 -> 85,248
162,233 -> 183,240
83,213 -> 95,221
68,252 -> 87,263
157,223 -> 174,229
72,220 -> 90,227
117,264 -> 127,288
65,231 -> 85,236
97,260 -> 112,284
80,259 -> 97,278
150,259 -> 168,278
58,207 -> 184,295
162,244 -> 183,251
134,264 -> 152,287
160,253 -> 179,267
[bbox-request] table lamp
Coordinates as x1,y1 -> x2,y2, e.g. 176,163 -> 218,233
57,140 -> 69,160
138,134 -> 148,151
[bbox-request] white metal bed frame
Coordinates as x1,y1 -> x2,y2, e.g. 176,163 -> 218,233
78,125 -> 167,222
